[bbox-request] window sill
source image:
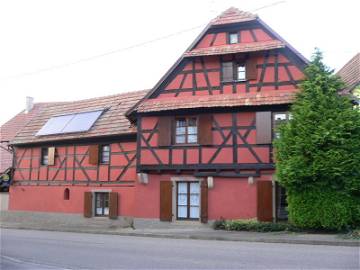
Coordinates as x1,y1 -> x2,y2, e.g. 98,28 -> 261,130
221,80 -> 247,84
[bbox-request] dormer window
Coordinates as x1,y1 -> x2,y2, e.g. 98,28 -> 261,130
229,32 -> 239,44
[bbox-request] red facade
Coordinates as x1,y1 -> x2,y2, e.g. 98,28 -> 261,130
9,8 -> 307,223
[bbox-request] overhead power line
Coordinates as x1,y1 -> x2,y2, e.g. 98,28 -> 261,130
2,1 -> 286,80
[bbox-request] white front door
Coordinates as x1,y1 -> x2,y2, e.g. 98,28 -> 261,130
176,182 -> 200,220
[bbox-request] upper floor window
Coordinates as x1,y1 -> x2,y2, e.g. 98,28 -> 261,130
175,117 -> 197,144
273,112 -> 292,139
100,145 -> 110,164
41,148 -> 48,165
229,32 -> 239,44
222,62 -> 246,82
237,65 -> 246,81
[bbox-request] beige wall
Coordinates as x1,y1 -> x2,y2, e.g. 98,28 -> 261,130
0,193 -> 9,211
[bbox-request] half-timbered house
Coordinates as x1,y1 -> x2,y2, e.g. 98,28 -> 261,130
9,8 -> 308,224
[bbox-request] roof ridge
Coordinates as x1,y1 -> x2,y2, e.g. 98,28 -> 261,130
210,7 -> 257,25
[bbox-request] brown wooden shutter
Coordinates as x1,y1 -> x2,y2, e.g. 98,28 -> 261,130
257,180 -> 273,222
88,145 -> 99,165
200,180 -> 208,223
256,111 -> 272,144
222,62 -> 234,82
109,192 -> 118,219
246,58 -> 258,80
158,117 -> 172,146
160,181 -> 172,221
48,147 -> 55,166
84,192 -> 92,218
198,115 -> 213,145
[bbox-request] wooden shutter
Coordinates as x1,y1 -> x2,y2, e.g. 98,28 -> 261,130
198,115 -> 213,145
88,145 -> 99,165
200,180 -> 208,223
109,192 -> 118,219
84,192 -> 92,218
222,62 -> 234,82
246,58 -> 258,80
48,147 -> 55,166
256,111 -> 272,144
160,181 -> 172,221
257,180 -> 273,222
158,117 -> 172,146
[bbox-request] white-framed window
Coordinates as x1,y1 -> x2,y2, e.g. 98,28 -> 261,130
237,65 -> 246,81
229,32 -> 238,44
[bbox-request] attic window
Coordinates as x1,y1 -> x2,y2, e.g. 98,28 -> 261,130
229,33 -> 239,44
36,110 -> 103,136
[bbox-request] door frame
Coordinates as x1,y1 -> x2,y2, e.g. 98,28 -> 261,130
170,177 -> 203,222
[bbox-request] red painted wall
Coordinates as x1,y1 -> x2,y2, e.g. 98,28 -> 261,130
156,52 -> 303,99
9,185 -> 135,215
139,112 -> 271,167
13,141 -> 137,183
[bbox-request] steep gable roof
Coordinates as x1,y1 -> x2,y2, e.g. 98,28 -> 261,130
11,90 -> 147,146
337,53 -> 360,94
126,7 -> 308,117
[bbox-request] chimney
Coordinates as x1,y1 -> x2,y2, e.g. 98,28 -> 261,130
25,96 -> 34,114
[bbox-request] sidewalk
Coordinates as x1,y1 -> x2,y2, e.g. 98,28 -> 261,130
1,211 -> 358,247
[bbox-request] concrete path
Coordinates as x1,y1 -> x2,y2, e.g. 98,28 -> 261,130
1,228 -> 359,269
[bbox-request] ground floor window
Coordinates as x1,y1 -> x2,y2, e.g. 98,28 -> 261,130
177,182 -> 200,220
95,192 -> 109,216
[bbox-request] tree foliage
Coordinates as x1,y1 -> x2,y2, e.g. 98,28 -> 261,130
274,50 -> 360,229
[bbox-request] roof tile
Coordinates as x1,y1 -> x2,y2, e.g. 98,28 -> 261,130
136,90 -> 298,113
184,40 -> 285,57
11,90 -> 147,145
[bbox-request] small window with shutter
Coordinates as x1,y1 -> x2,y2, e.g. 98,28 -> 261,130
100,145 -> 110,164
175,117 -> 198,144
41,148 -> 48,165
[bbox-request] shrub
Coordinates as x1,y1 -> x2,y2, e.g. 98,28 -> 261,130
213,219 -> 297,232
287,189 -> 360,231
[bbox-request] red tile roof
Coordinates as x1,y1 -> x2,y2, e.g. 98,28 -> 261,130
136,91 -> 297,113
0,103 -> 53,172
184,40 -> 285,57
210,7 -> 257,25
337,53 -> 360,94
11,90 -> 148,145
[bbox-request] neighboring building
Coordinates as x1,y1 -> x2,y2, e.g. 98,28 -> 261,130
337,53 -> 360,104
9,8 -> 307,223
0,98 -> 54,191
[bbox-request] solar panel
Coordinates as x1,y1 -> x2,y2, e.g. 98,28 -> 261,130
36,110 -> 103,136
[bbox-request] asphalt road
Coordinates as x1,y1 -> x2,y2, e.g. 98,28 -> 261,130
0,229 -> 359,269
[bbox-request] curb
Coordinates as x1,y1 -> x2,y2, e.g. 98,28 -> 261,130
1,225 -> 359,247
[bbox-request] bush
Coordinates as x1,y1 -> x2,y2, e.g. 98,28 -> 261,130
213,219 -> 297,232
287,189 -> 360,231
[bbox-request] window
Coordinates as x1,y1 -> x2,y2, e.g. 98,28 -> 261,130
36,110 -> 103,136
64,188 -> 70,200
95,192 -> 109,216
41,148 -> 48,165
222,62 -> 234,82
100,145 -> 110,164
222,62 -> 246,82
237,65 -> 246,81
273,112 -> 291,139
177,182 -> 200,220
175,117 -> 197,144
229,32 -> 238,44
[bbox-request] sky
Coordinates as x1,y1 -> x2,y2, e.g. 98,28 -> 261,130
0,0 -> 359,125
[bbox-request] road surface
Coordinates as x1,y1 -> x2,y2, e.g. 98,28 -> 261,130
1,228 -> 359,269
